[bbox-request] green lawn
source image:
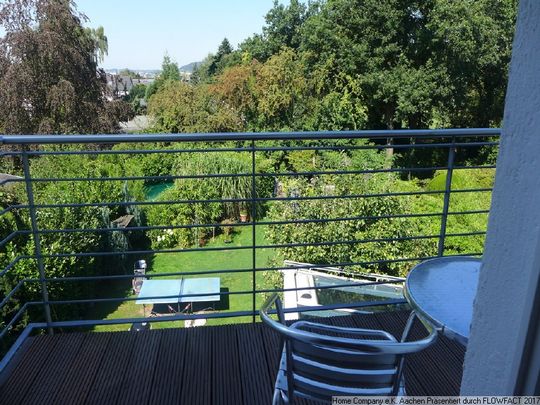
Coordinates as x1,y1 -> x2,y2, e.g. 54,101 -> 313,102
92,224 -> 278,331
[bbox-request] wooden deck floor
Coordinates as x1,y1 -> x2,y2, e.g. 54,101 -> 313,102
0,311 -> 465,404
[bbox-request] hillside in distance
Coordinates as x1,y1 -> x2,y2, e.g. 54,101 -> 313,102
180,61 -> 200,72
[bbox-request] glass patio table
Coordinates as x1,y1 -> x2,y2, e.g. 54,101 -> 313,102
135,278 -> 221,305
404,256 -> 481,345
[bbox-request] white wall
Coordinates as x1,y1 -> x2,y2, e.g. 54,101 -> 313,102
461,0 -> 540,394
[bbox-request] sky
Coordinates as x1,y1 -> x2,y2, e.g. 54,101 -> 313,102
76,0 -> 280,70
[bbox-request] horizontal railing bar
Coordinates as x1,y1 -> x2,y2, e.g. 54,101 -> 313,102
0,303 -> 29,340
8,172 -> 253,184
4,254 -> 483,285
0,256 -> 24,278
24,299 -> 408,331
0,230 -> 23,250
0,140 -> 500,158
0,128 -> 501,145
453,165 -> 496,171
40,279 -> 404,307
12,261 -> 403,286
273,299 -> 408,314
2,164 -> 498,185
263,188 -> 493,201
0,140 -> 501,159
0,324 -> 35,376
14,231 -> 486,259
3,165 -> 451,184
0,206 -> 13,217
254,141 -> 500,153
16,210 -> 487,237
2,147 -> 249,157
5,188 -> 493,211
450,188 -> 493,194
16,252 -> 476,284
0,279 -> 26,309
259,232 -> 486,250
0,254 -> 480,324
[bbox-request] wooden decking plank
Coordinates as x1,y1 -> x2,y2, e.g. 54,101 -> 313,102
84,332 -> 137,405
440,335 -> 467,364
212,324 -> 244,405
260,322 -> 281,379
0,335 -> 59,404
237,323 -> 274,405
181,326 -> 212,404
116,330 -> 162,405
51,332 -> 113,405
147,328 -> 187,405
21,333 -> 86,405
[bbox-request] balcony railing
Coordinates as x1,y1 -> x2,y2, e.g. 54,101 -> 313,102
0,128 -> 500,371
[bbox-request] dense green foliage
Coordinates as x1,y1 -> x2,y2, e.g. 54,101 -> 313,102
266,147 -> 494,276
146,151 -> 273,248
0,150 -> 150,331
149,0 -> 516,133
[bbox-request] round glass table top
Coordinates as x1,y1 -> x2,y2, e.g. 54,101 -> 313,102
404,256 -> 481,344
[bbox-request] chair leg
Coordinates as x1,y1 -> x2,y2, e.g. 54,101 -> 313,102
273,389 -> 289,405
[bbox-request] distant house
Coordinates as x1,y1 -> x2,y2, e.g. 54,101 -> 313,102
180,71 -> 192,82
106,74 -> 154,100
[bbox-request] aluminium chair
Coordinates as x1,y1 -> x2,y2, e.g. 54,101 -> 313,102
260,293 -> 437,404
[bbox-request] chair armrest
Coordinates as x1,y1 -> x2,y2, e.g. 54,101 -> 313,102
260,293 -> 438,354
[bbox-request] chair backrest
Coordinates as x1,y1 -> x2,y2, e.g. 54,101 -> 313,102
260,294 -> 437,402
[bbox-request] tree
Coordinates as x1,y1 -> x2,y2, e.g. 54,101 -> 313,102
148,81 -> 243,133
208,38 -> 233,75
0,0 -> 129,134
426,0 -> 517,127
299,0 -> 516,130
86,26 -> 108,64
124,83 -> 147,115
240,0 -> 314,61
145,54 -> 181,99
254,48 -> 309,131
118,68 -> 142,79
160,54 -> 181,81
211,61 -> 261,128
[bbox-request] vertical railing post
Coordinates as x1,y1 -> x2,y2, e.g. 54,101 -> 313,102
251,140 -> 257,323
438,137 -> 456,257
21,146 -> 53,334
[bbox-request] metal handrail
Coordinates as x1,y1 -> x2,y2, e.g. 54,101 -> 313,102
0,128 -> 500,144
260,293 -> 438,354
